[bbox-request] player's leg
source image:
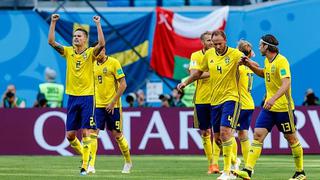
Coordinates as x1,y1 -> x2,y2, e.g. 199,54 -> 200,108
87,108 -> 106,174
195,104 -> 216,174
66,96 -> 83,155
275,111 -> 306,180
80,96 -> 96,175
107,108 -> 132,173
232,109 -> 273,179
237,110 -> 254,167
211,105 -> 223,174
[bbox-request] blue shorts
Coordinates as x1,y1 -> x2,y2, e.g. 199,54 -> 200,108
66,95 -> 96,131
255,109 -> 296,133
236,110 -> 254,130
95,108 -> 122,132
211,101 -> 241,133
194,104 -> 211,130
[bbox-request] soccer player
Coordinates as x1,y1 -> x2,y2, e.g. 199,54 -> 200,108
87,42 -> 132,174
236,40 -> 256,167
189,31 -> 220,174
178,30 -> 243,180
48,14 -> 105,175
232,34 -> 306,180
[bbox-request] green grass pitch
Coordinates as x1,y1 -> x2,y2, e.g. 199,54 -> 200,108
0,155 -> 319,179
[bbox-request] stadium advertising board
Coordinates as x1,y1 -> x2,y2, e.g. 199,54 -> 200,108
0,107 -> 319,155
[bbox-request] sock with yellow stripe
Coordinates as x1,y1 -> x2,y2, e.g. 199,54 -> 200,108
82,136 -> 91,169
246,140 -> 263,170
222,138 -> 233,173
202,134 -> 213,165
69,137 -> 83,155
231,137 -> 238,165
89,133 -> 98,167
240,138 -> 250,166
213,140 -> 221,165
290,141 -> 304,172
116,135 -> 131,163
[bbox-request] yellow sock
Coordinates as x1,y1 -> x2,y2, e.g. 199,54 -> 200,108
202,134 -> 213,165
290,141 -> 304,172
246,140 -> 262,170
89,133 -> 98,167
222,138 -> 233,173
231,137 -> 238,165
116,135 -> 131,163
82,136 -> 91,169
240,138 -> 250,166
213,140 -> 221,165
69,137 -> 83,155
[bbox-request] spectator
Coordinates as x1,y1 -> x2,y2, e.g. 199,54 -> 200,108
159,94 -> 172,107
181,64 -> 195,107
2,84 -> 26,108
34,93 -> 48,108
302,88 -> 320,106
171,88 -> 186,107
34,67 -> 64,108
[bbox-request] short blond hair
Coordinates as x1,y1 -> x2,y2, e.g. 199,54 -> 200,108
237,40 -> 252,52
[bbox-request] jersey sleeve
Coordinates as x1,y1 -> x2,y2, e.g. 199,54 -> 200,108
62,46 -> 68,58
278,58 -> 291,79
189,52 -> 201,70
198,50 -> 210,72
113,60 -> 125,79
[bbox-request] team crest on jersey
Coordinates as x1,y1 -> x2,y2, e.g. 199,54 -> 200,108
103,67 -> 107,74
82,52 -> 87,60
225,56 -> 230,64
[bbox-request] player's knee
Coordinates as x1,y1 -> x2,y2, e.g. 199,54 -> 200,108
238,131 -> 248,141
201,129 -> 211,137
112,130 -> 122,139
253,132 -> 264,142
220,126 -> 232,141
66,132 -> 76,141
284,133 -> 298,145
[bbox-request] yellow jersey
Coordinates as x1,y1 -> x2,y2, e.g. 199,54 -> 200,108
264,54 -> 294,112
239,65 -> 255,109
198,47 -> 242,106
62,46 -> 94,96
94,56 -> 125,108
189,49 -> 211,104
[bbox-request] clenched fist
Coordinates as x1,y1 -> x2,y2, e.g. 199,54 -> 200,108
51,14 -> 60,21
93,16 -> 100,23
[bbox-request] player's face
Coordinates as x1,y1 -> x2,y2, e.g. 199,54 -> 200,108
212,35 -> 227,54
201,34 -> 213,50
73,31 -> 87,47
259,42 -> 267,56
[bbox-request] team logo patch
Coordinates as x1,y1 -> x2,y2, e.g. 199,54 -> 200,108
117,68 -> 124,75
225,56 -> 230,64
82,52 -> 87,60
103,67 -> 107,74
280,69 -> 287,76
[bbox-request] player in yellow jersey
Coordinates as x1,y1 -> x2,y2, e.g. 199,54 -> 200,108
48,14 -> 105,175
178,30 -> 243,180
232,34 -> 306,180
87,42 -> 132,174
235,40 -> 256,167
189,31 -> 220,174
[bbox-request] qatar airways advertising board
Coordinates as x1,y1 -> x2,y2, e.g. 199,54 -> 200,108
0,107 -> 319,155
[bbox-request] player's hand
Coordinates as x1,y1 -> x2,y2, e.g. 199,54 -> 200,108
239,56 -> 249,66
263,98 -> 275,110
106,102 -> 115,114
177,82 -> 186,91
93,16 -> 101,23
51,14 -> 60,22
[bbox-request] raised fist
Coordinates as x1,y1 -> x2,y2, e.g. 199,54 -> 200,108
51,14 -> 60,21
93,16 -> 100,23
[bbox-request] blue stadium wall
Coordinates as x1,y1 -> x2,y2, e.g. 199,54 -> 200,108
0,0 -> 319,107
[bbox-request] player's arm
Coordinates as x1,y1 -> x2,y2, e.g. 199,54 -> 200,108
241,57 -> 264,78
177,69 -> 203,91
93,16 -> 105,57
48,14 -> 64,55
105,77 -> 127,114
263,77 -> 290,110
191,70 -> 209,79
